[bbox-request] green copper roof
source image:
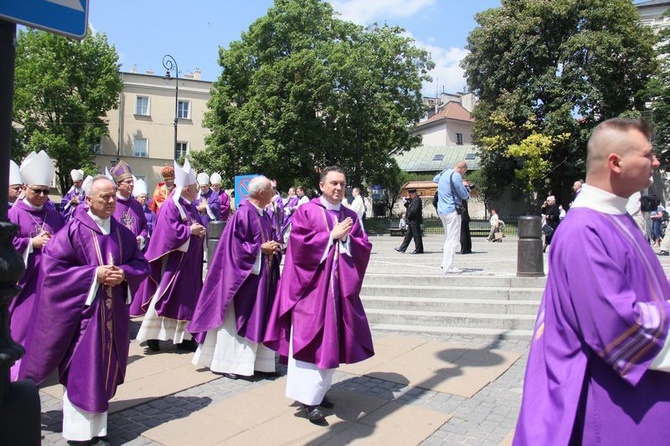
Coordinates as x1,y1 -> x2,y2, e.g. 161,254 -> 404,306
393,145 -> 481,173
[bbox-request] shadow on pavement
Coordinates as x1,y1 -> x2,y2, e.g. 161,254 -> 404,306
302,338 -> 507,444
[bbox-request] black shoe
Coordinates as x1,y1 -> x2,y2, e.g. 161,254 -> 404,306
410,250 -> 424,254
660,250 -> 670,256
222,372 -> 238,380
254,370 -> 280,378
147,340 -> 160,351
68,441 -> 93,446
91,437 -> 111,446
319,395 -> 334,408
304,404 -> 325,422
177,339 -> 197,352
394,247 -> 405,253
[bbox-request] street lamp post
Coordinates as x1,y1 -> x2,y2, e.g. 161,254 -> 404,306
162,54 -> 179,159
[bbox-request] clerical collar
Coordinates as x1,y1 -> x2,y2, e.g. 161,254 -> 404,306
319,196 -> 341,211
571,184 -> 628,215
116,192 -> 131,201
87,209 -> 111,233
249,201 -> 264,216
22,197 -> 43,210
180,196 -> 192,205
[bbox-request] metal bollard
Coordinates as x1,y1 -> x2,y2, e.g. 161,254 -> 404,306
207,220 -> 226,265
517,216 -> 544,277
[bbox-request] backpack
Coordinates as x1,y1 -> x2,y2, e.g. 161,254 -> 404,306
432,191 -> 439,208
641,195 -> 661,212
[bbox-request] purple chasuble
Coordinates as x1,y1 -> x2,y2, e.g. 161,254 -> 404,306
264,198 -> 374,369
196,188 -> 221,226
113,195 -> 149,241
8,200 -> 65,346
218,190 -> 231,222
265,194 -> 284,241
60,187 -> 86,222
514,208 -> 670,445
143,202 -> 156,237
131,196 -> 203,319
18,212 -> 149,413
188,200 -> 280,343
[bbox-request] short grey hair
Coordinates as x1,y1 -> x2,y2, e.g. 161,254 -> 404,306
86,175 -> 115,197
248,176 -> 271,198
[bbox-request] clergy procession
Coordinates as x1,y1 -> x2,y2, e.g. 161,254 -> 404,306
6,152 -> 373,445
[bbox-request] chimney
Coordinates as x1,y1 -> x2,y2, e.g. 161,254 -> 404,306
194,69 -> 202,80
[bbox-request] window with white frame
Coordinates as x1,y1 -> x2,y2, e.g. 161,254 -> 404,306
135,96 -> 150,116
456,133 -> 464,145
175,141 -> 188,160
133,138 -> 148,157
177,100 -> 190,119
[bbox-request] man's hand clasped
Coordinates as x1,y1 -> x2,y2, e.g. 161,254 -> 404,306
261,240 -> 283,256
331,217 -> 353,242
96,265 -> 126,287
190,223 -> 206,238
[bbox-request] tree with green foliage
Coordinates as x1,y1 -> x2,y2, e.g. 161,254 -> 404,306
462,0 -> 657,208
192,0 -> 433,191
651,14 -> 670,169
13,29 -> 122,192
367,159 -> 410,216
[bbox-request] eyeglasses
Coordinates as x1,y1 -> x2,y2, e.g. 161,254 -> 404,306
28,187 -> 50,195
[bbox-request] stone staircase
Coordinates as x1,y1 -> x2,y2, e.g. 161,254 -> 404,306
361,274 -> 545,339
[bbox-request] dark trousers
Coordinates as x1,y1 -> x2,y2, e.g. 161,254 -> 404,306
398,222 -> 423,253
460,221 -> 472,253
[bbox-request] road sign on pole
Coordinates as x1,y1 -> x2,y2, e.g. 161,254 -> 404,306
0,0 -> 89,39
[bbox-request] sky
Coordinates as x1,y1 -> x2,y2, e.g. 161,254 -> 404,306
87,0 -> 501,97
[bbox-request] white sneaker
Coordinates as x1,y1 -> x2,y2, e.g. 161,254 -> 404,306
444,268 -> 463,274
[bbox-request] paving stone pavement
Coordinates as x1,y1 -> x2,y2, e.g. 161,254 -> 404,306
36,234 -> 670,445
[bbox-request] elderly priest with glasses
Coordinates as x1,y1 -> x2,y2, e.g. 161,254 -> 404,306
8,150 -> 65,380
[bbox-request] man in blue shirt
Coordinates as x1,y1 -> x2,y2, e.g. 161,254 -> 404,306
433,161 -> 470,273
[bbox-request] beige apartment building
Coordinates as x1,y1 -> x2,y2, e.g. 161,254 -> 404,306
97,70 -> 213,191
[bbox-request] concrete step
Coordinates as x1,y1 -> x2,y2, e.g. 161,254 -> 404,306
361,284 -> 543,301
365,308 -> 537,331
371,323 -> 534,339
361,296 -> 540,315
363,273 -> 546,289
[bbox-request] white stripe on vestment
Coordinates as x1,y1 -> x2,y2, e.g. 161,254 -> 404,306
192,301 -> 275,376
285,326 -> 335,406
62,389 -> 107,441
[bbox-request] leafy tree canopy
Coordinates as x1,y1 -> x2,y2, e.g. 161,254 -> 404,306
193,0 -> 434,192
462,0 -> 657,207
651,12 -> 670,169
13,29 -> 122,192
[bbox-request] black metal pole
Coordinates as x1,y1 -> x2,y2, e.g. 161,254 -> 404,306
162,55 -> 179,159
0,18 -> 41,445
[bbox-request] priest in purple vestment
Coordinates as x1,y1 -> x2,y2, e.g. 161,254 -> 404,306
19,176 -> 150,444
8,159 -> 23,209
210,172 -> 231,222
514,118 -> 670,445
195,172 -> 221,227
60,168 -> 86,222
264,166 -> 374,423
189,176 -> 282,379
110,161 -> 149,251
9,150 -> 65,380
133,178 -> 155,238
135,158 -> 206,352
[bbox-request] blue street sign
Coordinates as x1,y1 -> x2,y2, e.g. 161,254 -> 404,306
235,174 -> 259,209
0,0 -> 89,39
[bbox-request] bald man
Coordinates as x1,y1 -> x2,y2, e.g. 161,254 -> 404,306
433,161 -> 470,273
514,118 -> 670,445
